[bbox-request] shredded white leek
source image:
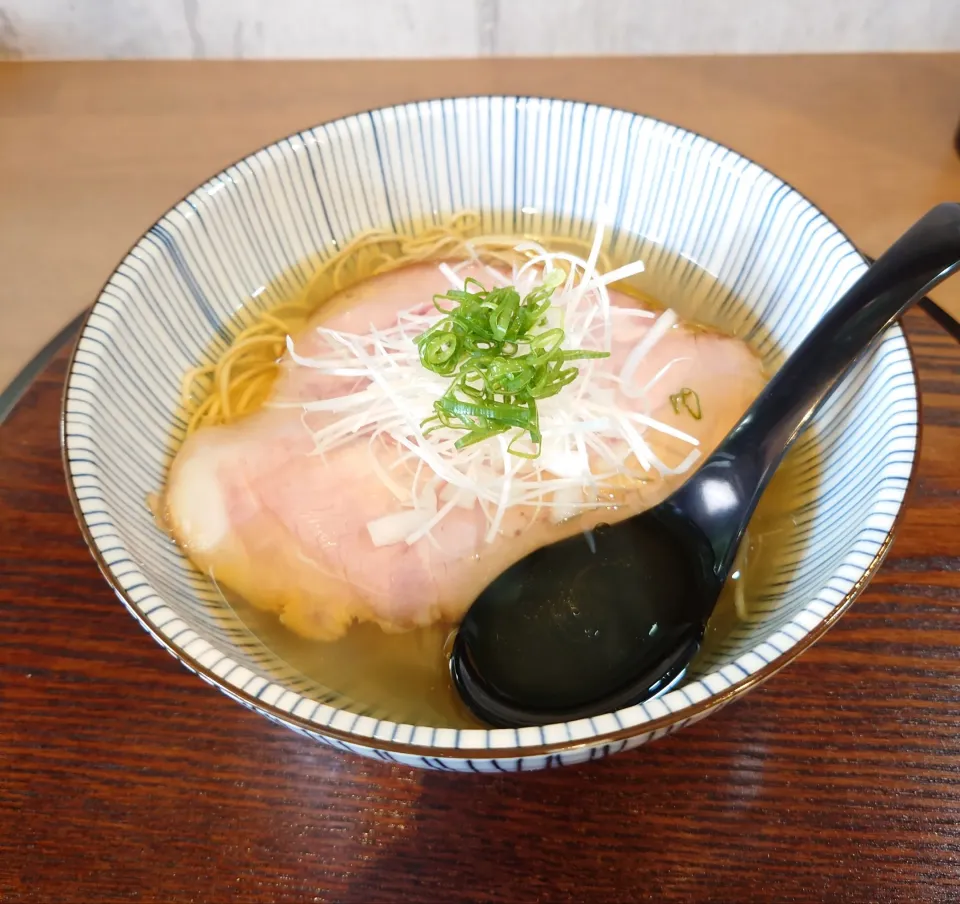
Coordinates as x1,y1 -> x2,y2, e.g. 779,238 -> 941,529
275,220 -> 705,548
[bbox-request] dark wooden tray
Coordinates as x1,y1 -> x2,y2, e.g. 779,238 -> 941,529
2,309 -> 959,903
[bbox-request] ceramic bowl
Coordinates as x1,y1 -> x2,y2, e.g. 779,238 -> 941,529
62,98 -> 918,771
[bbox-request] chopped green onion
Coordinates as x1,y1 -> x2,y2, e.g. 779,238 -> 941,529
669,387 -> 702,420
415,272 -> 608,456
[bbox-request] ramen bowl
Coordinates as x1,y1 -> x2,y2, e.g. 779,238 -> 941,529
62,98 -> 918,771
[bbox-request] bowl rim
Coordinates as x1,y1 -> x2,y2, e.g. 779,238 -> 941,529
60,94 -> 922,760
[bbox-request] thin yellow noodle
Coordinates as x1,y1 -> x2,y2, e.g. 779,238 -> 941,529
179,213 -> 625,436
267,301 -> 311,316
240,321 -> 276,336
226,361 -> 277,397
180,364 -> 215,407
187,391 -> 220,434
217,336 -> 285,421
217,355 -> 236,422
235,368 -> 277,412
223,334 -> 288,353
259,310 -> 298,331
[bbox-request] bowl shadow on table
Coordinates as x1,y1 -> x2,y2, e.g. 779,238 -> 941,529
324,678 -> 899,904
318,656 -> 922,902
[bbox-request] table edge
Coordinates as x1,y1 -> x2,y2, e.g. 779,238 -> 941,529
0,310 -> 88,425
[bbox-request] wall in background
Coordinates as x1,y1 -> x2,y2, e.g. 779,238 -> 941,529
1,0 -> 958,59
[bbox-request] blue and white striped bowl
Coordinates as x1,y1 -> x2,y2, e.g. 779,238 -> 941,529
62,98 -> 918,771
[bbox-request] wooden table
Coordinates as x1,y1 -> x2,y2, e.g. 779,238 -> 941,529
2,58 -> 960,903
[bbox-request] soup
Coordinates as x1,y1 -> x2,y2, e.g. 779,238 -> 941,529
156,212 -> 815,727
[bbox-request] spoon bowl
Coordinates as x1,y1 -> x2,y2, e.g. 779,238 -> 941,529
452,517 -> 715,726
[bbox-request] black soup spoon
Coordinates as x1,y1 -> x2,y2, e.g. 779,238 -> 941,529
450,202 -> 960,728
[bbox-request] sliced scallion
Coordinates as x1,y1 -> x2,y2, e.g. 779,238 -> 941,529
416,272 -> 609,456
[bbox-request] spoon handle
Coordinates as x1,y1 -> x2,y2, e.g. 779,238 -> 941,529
737,202 -> 960,459
685,202 -> 960,580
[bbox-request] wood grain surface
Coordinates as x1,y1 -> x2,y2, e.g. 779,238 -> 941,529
1,55 -> 959,389
0,308 -> 958,903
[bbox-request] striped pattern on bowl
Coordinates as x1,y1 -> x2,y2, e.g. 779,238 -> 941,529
62,98 -> 917,771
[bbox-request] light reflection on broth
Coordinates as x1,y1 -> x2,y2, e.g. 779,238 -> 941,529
162,215 -> 819,728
